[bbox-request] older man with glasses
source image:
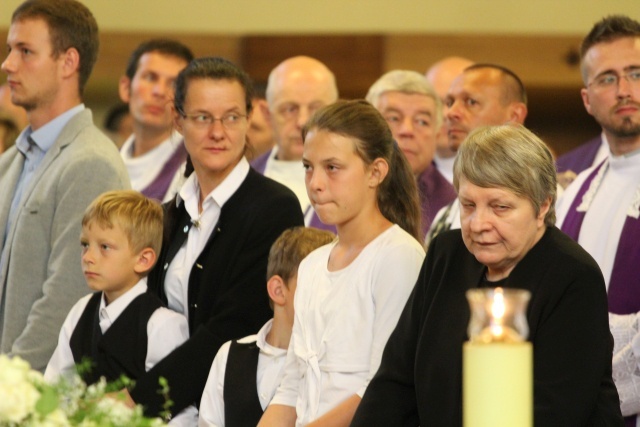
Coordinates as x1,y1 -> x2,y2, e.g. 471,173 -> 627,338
251,56 -> 338,231
556,15 -> 640,427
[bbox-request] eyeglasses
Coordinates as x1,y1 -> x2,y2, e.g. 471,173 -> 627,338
179,111 -> 247,129
587,70 -> 640,90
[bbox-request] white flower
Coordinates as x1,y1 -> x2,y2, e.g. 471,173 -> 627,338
0,356 -> 166,426
0,355 -> 41,423
95,397 -> 134,425
33,408 -> 71,427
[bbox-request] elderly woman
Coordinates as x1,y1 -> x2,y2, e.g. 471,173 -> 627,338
351,125 -> 623,426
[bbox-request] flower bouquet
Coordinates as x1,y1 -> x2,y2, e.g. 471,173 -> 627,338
0,355 -> 165,426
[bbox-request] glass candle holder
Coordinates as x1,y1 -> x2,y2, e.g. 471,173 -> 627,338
463,287 -> 532,427
466,287 -> 531,344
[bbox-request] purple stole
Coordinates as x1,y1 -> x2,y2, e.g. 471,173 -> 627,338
561,159 -> 640,427
141,143 -> 187,201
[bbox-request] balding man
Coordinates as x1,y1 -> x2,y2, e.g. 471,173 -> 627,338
366,70 -> 456,238
251,56 -> 338,230
426,56 -> 474,183
426,64 -> 528,241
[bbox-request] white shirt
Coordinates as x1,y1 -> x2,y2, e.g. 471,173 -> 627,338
44,279 -> 197,426
433,153 -> 455,184
164,158 -> 250,319
592,132 -> 612,169
270,225 -> 425,426
120,131 -> 185,202
556,148 -> 640,423
198,319 -> 287,427
262,147 -> 309,213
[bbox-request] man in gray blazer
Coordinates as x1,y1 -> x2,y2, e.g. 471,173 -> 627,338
0,0 -> 130,371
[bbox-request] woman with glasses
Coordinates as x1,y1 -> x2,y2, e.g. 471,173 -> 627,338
128,57 -> 304,420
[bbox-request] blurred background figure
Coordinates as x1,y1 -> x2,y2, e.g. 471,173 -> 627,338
246,82 -> 275,161
102,102 -> 133,149
0,83 -> 28,154
118,39 -> 194,202
425,56 -> 474,183
366,70 -> 456,238
252,55 -> 339,231
426,64 -> 528,243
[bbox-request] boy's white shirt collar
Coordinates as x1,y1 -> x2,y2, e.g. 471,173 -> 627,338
238,318 -> 287,357
99,278 -> 148,328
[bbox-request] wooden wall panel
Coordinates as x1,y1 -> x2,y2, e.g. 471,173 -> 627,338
89,32 -> 241,103
385,34 -> 584,87
241,35 -> 384,99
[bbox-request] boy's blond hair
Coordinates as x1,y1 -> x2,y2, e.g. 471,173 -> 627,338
82,190 -> 163,257
267,227 -> 335,284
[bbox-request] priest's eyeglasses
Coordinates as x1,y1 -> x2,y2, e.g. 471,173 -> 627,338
587,70 -> 640,90
179,110 -> 247,129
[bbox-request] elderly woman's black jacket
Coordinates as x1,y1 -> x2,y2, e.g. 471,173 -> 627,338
352,227 -> 623,427
130,168 -> 304,416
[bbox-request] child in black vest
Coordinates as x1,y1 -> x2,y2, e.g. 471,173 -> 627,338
45,190 -> 196,425
198,226 -> 335,427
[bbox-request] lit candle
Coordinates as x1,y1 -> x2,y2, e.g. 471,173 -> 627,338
463,288 -> 532,427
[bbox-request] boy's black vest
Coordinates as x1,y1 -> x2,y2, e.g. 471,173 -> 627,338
223,340 -> 264,426
69,291 -> 162,385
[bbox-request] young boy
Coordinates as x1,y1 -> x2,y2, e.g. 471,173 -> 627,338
45,190 -> 196,425
198,227 -> 335,427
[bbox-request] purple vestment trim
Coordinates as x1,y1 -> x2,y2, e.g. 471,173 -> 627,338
141,142 -> 187,202
560,159 -> 640,315
561,159 -> 640,426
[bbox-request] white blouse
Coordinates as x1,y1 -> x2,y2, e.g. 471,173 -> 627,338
270,225 -> 425,426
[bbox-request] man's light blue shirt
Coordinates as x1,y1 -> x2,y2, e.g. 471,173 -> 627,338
2,104 -> 85,248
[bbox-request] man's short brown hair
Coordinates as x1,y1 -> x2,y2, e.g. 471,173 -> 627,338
12,0 -> 99,95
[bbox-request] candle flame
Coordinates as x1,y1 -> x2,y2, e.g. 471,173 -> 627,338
490,288 -> 505,339
492,288 -> 505,320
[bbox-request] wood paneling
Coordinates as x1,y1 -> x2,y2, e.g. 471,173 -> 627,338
241,35 -> 384,99
89,32 -> 241,103
385,34 -> 584,87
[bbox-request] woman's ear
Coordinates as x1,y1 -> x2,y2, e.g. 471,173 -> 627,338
537,197 -> 552,226
369,158 -> 390,188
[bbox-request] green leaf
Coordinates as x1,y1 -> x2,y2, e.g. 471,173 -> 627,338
35,386 -> 59,416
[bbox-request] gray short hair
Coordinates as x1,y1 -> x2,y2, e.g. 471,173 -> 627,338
453,125 -> 556,226
366,70 -> 442,130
